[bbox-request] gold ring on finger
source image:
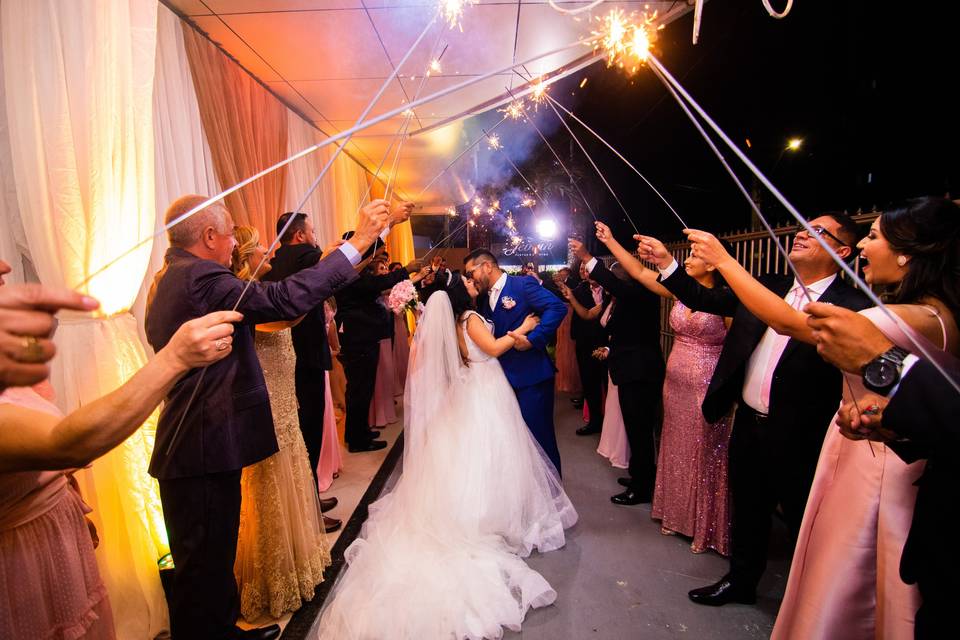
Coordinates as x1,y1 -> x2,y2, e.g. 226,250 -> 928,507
20,336 -> 45,363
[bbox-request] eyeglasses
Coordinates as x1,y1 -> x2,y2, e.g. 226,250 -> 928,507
464,262 -> 488,280
804,224 -> 848,248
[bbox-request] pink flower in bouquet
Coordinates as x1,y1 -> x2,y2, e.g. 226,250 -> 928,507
387,279 -> 418,315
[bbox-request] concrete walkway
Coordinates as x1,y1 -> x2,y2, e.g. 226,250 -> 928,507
502,392 -> 790,639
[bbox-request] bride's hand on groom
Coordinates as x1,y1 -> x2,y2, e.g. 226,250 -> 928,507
518,313 -> 540,334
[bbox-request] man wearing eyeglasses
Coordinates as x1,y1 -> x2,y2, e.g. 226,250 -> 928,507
638,212 -> 870,607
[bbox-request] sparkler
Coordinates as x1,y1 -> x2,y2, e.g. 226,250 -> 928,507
500,100 -> 525,120
529,76 -> 548,110
486,134 -> 501,150
440,0 -> 475,30
591,8 -> 661,74
446,206 -> 457,217
429,59 -> 442,75
521,197 -> 536,209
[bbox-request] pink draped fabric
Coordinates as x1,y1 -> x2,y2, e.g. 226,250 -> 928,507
369,337 -> 397,428
597,374 -> 629,469
316,371 -> 342,493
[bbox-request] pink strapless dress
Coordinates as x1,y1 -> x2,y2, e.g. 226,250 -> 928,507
772,307 -> 956,640
369,336 -> 398,428
652,302 -> 732,555
0,387 -> 115,640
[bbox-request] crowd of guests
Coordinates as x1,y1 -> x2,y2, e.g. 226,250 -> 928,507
0,194 -> 957,640
543,196 -> 958,639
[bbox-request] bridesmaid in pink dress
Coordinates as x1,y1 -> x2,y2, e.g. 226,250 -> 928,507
369,260 -> 398,427
597,369 -> 630,469
653,301 -> 732,555
0,387 -> 116,640
590,223 -> 733,554
554,305 -> 582,395
686,199 -> 959,639
389,262 -> 411,397
317,302 -> 343,492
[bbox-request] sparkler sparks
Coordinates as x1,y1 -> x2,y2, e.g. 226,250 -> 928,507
521,196 -> 536,208
401,108 -> 416,118
529,77 -> 548,109
429,59 -> 442,75
591,8 -> 660,73
446,206 -> 457,217
440,0 -> 474,30
499,100 -> 525,120
487,134 -> 501,150
510,235 -> 522,245
472,205 -> 482,216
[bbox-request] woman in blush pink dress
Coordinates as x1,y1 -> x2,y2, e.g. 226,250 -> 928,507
596,362 -> 630,469
688,198 -> 960,639
389,262 -> 411,397
369,258 -> 398,428
594,223 -> 733,555
316,301 -> 343,493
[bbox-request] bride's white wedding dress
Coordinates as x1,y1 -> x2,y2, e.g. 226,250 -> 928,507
316,293 -> 577,640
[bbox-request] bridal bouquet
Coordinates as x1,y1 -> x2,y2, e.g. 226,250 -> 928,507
387,279 -> 419,315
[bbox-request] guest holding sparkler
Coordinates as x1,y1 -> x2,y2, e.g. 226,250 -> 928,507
145,195 -> 388,640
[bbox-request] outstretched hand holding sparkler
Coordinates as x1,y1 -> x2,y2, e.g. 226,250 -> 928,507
634,235 -> 674,270
684,229 -> 737,269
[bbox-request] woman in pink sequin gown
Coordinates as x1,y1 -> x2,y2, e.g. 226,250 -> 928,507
590,224 -> 733,555
316,302 -> 343,492
653,301 -> 732,554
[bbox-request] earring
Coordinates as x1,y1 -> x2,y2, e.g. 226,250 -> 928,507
897,255 -> 907,267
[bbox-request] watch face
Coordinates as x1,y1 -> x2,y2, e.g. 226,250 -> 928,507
866,359 -> 897,387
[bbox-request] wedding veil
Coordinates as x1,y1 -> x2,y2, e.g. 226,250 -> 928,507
401,291 -> 465,469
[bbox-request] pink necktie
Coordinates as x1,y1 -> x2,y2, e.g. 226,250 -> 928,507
758,288 -> 805,412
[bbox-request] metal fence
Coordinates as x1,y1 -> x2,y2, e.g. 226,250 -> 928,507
656,211 -> 880,357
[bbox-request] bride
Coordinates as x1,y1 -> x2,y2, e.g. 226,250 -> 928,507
316,276 -> 578,639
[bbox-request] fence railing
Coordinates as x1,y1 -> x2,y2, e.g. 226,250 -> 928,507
656,211 -> 880,357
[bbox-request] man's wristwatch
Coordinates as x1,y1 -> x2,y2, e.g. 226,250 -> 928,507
861,346 -> 910,395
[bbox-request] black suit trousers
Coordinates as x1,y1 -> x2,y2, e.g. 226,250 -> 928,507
727,404 -> 820,587
158,470 -> 242,640
339,343 -> 380,447
617,377 -> 662,491
575,343 -> 606,429
295,364 -> 326,490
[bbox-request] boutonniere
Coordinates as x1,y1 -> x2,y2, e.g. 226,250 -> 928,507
501,296 -> 516,310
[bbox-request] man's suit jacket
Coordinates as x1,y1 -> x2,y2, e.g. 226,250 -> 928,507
660,267 -> 871,444
885,359 -> 960,587
588,261 -> 664,386
145,247 -> 357,480
335,269 -> 409,353
261,243 -> 330,371
477,274 -> 567,389
569,281 -> 609,350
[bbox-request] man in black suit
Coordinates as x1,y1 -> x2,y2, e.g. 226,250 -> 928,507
639,213 -> 870,606
806,301 -> 959,639
563,264 -> 609,435
260,212 -> 341,533
570,239 -> 665,505
418,254 -> 454,302
336,216 -> 426,453
146,194 -> 388,640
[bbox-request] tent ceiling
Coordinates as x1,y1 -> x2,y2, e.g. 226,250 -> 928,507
165,1 -> 693,212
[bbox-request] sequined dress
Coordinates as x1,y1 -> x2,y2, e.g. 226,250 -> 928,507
234,328 -> 331,621
652,302 -> 732,555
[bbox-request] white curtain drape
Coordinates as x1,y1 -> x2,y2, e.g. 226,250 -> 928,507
0,39 -> 28,286
1,2 -> 168,638
132,4 -> 220,352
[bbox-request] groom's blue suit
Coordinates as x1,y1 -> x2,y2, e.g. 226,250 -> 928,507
478,274 -> 568,474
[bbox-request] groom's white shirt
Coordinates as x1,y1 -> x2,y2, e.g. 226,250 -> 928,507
488,272 -> 509,310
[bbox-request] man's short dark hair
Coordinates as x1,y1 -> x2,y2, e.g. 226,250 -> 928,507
277,212 -> 308,244
819,211 -> 862,258
463,248 -> 498,267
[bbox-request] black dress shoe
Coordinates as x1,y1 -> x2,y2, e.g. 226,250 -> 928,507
617,477 -> 633,488
233,623 -> 281,640
348,439 -> 388,453
571,397 -> 584,409
319,497 -> 338,513
323,515 -> 342,533
610,488 -> 651,505
688,578 -> 757,606
576,424 -> 601,436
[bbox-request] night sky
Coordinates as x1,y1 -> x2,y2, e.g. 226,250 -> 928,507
511,0 -> 959,246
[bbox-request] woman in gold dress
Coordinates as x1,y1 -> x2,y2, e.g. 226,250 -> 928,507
231,226 -> 331,621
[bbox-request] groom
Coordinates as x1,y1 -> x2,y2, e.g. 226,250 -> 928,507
465,249 -> 568,474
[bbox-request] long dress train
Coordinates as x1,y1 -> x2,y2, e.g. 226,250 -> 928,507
772,306 -> 956,639
651,302 -> 732,555
234,328 -> 331,621
316,298 -> 577,639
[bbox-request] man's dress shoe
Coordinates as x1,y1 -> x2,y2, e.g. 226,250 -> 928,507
575,425 -> 601,436
348,439 -> 387,453
323,515 -> 342,533
610,488 -> 651,505
233,624 -> 281,640
319,497 -> 338,513
617,477 -> 632,488
688,578 -> 757,606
